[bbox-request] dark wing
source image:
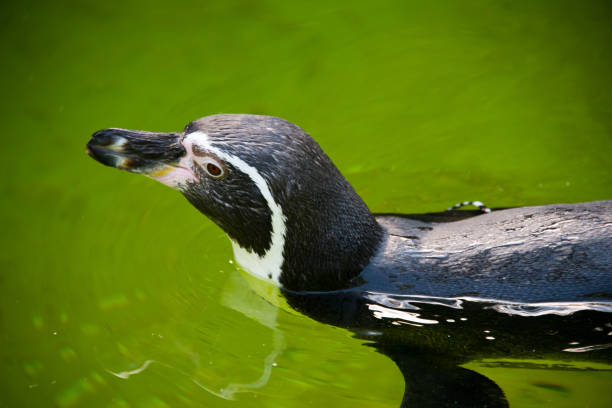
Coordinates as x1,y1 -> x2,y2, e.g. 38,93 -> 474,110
374,207 -> 510,224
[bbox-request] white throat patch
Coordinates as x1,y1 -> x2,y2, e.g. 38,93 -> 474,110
183,131 -> 287,286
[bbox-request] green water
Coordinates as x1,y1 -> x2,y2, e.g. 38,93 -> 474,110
2,0 -> 611,406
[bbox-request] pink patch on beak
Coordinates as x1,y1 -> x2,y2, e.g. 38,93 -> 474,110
148,156 -> 198,189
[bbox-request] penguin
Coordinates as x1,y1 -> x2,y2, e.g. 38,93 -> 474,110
87,114 -> 612,408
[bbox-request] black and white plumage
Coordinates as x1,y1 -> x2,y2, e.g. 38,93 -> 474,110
87,114 -> 612,408
446,200 -> 491,213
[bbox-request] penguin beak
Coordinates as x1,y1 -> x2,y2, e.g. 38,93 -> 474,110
87,128 -> 196,188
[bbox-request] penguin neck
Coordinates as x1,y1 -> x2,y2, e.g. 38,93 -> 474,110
274,175 -> 385,292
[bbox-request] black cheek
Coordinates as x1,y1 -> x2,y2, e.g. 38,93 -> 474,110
182,167 -> 273,256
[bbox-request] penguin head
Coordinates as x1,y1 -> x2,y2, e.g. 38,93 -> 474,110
87,114 -> 383,291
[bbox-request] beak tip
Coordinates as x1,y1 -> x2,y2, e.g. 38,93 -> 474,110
90,129 -> 122,148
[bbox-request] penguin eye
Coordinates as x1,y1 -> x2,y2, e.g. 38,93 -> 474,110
192,146 -> 226,179
207,163 -> 222,177
202,158 -> 225,179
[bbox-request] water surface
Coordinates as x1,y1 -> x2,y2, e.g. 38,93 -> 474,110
1,0 -> 611,406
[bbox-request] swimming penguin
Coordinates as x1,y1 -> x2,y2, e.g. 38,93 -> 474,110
87,114 -> 612,408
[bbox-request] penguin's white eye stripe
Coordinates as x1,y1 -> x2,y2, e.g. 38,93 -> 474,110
184,131 -> 287,285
